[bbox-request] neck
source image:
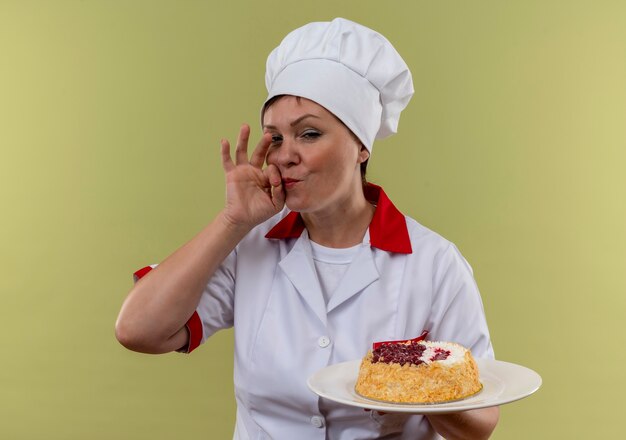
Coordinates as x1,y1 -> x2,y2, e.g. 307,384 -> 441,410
302,190 -> 375,248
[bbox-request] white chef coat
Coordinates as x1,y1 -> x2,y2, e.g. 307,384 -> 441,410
135,184 -> 494,439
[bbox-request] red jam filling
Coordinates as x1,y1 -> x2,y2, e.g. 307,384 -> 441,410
372,342 -> 452,366
372,330 -> 428,350
372,341 -> 427,366
430,348 -> 451,361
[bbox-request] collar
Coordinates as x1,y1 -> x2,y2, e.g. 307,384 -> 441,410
265,183 -> 412,254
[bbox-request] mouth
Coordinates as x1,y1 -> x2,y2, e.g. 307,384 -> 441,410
282,178 -> 301,189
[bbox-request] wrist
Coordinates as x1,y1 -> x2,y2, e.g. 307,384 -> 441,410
215,210 -> 254,238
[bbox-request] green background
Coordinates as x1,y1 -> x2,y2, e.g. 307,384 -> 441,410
1,1 -> 624,438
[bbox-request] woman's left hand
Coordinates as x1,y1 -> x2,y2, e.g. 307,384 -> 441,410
425,407 -> 500,440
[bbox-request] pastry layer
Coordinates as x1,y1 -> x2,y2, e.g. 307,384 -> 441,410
355,341 -> 482,404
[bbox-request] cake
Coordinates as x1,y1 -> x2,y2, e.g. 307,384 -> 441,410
354,337 -> 482,404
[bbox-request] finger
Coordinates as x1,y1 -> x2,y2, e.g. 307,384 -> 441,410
249,132 -> 272,169
220,138 -> 235,172
264,163 -> 282,188
363,409 -> 386,415
271,178 -> 285,211
235,124 -> 251,165
264,164 -> 285,210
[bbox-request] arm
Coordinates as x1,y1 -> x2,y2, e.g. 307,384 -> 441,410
115,125 -> 284,354
424,247 -> 499,437
426,407 -> 499,440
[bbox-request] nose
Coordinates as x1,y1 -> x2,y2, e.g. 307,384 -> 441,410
269,137 -> 300,168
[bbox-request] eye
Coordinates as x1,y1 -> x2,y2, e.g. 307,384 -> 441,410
301,129 -> 321,140
270,134 -> 283,144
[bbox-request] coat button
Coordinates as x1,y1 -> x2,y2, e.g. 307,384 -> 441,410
310,415 -> 324,428
318,336 -> 330,348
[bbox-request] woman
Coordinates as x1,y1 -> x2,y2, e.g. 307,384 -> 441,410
116,18 -> 499,439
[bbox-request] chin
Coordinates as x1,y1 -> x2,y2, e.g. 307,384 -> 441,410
285,195 -> 313,213
285,200 -> 306,212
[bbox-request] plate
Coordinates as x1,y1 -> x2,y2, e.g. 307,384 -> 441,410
307,358 -> 541,414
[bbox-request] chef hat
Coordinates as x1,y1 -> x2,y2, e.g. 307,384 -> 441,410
264,17 -> 414,152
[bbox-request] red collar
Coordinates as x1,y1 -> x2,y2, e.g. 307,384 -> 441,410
265,184 -> 412,254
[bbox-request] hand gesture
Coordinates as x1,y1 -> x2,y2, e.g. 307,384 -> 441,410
220,124 -> 285,228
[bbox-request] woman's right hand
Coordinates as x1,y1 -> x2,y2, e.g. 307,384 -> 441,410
220,124 -> 285,229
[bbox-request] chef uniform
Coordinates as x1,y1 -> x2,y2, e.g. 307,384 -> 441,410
136,18 -> 495,440
135,184 -> 493,439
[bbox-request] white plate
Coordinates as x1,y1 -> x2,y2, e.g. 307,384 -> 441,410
307,358 -> 541,414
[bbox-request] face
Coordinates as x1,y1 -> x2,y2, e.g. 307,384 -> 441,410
263,96 -> 369,215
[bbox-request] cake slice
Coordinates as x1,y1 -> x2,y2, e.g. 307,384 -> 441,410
355,339 -> 482,404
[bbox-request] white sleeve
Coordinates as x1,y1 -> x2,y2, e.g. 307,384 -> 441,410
426,243 -> 495,359
182,248 -> 237,353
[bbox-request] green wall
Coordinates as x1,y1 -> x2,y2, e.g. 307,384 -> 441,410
1,1 -> 624,438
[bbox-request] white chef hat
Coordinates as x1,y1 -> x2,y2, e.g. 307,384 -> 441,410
263,17 -> 414,152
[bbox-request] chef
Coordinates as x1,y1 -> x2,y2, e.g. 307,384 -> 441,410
116,17 -> 499,440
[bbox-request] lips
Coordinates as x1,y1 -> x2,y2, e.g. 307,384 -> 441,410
282,178 -> 301,188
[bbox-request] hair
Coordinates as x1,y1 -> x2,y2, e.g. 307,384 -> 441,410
262,95 -> 369,186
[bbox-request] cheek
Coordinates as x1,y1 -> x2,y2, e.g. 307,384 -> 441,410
321,158 -> 354,183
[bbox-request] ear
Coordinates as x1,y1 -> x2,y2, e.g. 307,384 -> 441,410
358,144 -> 370,164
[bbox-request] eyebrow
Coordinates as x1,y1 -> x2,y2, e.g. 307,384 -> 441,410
263,114 -> 320,130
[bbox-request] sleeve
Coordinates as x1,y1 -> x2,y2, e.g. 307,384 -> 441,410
187,249 -> 237,351
132,249 -> 237,354
426,243 -> 495,359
